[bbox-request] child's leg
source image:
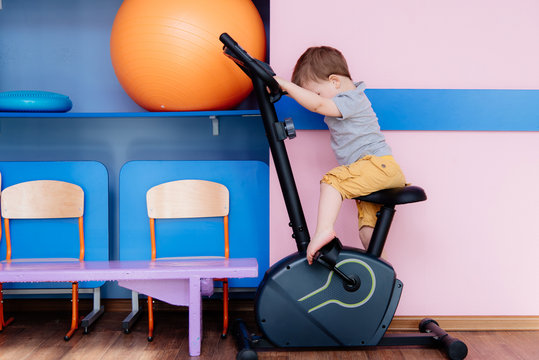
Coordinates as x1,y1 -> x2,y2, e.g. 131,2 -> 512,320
359,225 -> 374,250
356,200 -> 380,249
310,155 -> 405,264
306,183 -> 342,264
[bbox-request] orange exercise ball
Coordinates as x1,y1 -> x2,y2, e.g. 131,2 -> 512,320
110,0 -> 266,112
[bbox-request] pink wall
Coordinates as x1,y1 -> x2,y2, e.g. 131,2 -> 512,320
270,0 -> 539,89
269,1 -> 539,316
270,131 -> 539,316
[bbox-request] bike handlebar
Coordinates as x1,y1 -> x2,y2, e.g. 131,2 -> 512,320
219,33 -> 283,102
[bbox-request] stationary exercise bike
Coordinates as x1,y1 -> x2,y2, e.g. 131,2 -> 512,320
220,33 -> 468,360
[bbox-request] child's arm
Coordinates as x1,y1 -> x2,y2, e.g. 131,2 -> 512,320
274,77 -> 341,117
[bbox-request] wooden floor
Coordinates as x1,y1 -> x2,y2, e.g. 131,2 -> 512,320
0,308 -> 538,360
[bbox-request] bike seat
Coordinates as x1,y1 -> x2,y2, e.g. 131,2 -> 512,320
355,186 -> 427,206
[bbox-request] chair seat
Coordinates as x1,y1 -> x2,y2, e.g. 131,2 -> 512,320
355,186 -> 427,206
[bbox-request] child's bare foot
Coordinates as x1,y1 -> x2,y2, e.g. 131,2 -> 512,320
306,229 -> 336,265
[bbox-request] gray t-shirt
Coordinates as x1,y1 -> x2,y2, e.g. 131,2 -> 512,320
325,82 -> 392,165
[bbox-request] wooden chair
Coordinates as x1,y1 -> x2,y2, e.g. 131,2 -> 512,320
145,179 -> 230,340
0,180 -> 84,340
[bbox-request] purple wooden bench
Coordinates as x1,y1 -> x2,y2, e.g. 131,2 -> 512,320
0,258 -> 258,356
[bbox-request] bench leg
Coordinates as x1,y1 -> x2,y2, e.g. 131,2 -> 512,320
122,291 -> 141,334
188,276 -> 202,356
81,287 -> 105,334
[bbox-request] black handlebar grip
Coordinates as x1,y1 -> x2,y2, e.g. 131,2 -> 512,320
220,33 -> 282,100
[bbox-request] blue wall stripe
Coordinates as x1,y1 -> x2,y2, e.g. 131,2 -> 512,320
275,89 -> 539,131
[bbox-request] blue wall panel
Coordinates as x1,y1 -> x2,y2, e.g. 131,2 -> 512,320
119,161 -> 269,287
0,161 -> 108,289
0,115 -> 268,297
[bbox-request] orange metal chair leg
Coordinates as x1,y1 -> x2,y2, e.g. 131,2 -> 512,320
221,279 -> 229,338
0,283 -> 15,332
147,296 -> 154,341
0,282 -> 4,331
64,282 -> 80,341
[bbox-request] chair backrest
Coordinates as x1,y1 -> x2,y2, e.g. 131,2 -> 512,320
146,179 -> 229,260
1,180 -> 85,261
147,179 -> 229,219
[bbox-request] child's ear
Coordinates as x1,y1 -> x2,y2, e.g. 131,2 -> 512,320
328,74 -> 341,89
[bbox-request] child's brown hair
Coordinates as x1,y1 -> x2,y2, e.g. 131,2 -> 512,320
291,46 -> 351,87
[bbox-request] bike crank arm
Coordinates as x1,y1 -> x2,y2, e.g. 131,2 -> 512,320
316,238 -> 361,291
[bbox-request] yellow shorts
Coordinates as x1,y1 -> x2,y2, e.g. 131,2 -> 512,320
321,155 -> 406,228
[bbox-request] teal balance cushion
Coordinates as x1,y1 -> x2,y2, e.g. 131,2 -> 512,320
0,91 -> 72,112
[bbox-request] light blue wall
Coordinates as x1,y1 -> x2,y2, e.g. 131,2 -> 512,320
0,0 -> 270,112
0,0 -> 271,297
0,0 -> 134,112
